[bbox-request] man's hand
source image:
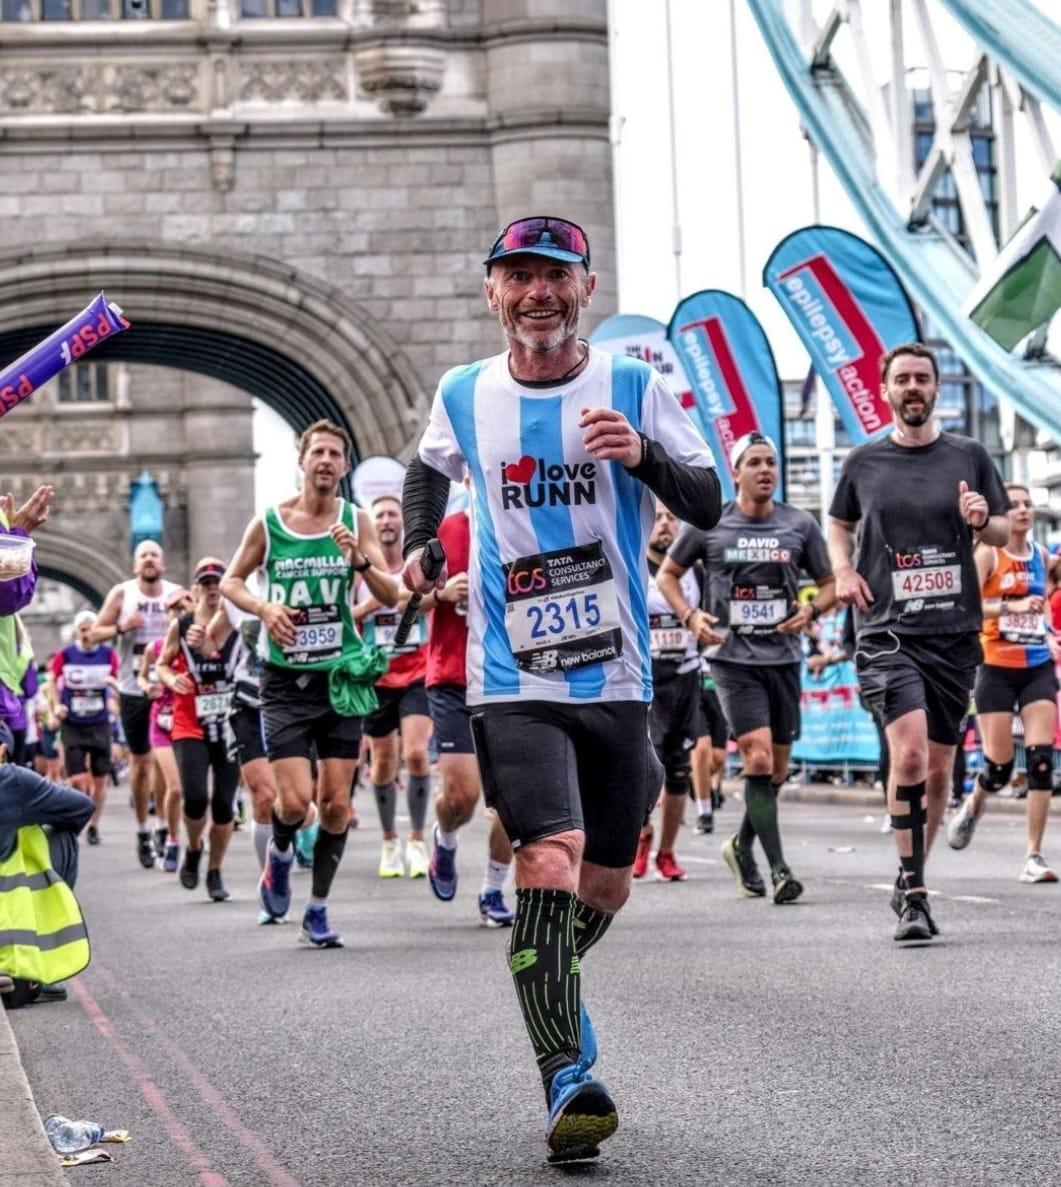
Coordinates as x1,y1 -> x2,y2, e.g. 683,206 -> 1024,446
185,622 -> 207,650
958,480 -> 989,529
170,672 -> 195,696
835,565 -> 874,612
688,609 -> 725,647
119,609 -> 146,636
1007,595 -> 1044,615
0,484 -> 54,533
579,407 -> 642,467
330,522 -> 363,567
401,547 -> 448,596
806,652 -> 830,675
260,602 -> 299,647
777,603 -> 814,635
437,572 -> 469,605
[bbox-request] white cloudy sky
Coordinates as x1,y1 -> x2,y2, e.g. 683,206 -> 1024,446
255,0 -> 1059,508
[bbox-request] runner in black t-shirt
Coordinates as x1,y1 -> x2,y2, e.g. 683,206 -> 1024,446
660,432 -> 835,904
828,343 -> 1009,943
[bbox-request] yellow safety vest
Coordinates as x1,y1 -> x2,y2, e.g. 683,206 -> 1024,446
0,825 -> 90,984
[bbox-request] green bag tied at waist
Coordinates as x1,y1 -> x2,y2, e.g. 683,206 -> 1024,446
326,645 -> 389,717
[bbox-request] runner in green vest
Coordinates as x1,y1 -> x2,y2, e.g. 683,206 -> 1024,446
221,419 -> 397,946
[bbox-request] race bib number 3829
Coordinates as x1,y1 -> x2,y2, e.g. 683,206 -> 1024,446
503,541 -> 622,674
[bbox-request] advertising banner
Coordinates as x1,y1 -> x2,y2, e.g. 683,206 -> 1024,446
351,455 -> 406,509
792,659 -> 881,767
666,291 -> 785,500
763,226 -> 920,444
589,313 -> 695,406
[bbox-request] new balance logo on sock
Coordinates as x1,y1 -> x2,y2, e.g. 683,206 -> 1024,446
570,955 -> 580,975
509,947 -> 538,974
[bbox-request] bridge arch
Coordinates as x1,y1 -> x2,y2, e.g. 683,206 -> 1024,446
34,526 -> 129,607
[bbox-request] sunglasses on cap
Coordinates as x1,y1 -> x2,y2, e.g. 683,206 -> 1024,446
484,216 -> 590,268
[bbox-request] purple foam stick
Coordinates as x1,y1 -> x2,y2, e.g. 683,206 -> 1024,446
0,292 -> 130,419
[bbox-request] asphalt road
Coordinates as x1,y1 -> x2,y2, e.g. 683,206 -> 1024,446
11,785 -> 1061,1187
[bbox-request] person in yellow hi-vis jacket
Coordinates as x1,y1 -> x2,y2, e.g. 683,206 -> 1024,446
0,722 -> 93,1008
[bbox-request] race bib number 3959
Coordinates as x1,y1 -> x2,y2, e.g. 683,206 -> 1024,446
503,542 -> 622,674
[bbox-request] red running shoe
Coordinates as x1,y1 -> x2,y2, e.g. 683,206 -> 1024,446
632,831 -> 652,879
655,850 -> 686,882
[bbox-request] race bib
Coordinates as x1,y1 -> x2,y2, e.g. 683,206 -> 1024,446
365,610 -> 424,656
155,708 -> 174,733
890,549 -> 962,614
282,605 -> 342,665
649,613 -> 690,660
195,691 -> 233,721
503,542 -> 622,674
999,609 -> 1046,646
729,584 -> 788,635
70,693 -> 105,717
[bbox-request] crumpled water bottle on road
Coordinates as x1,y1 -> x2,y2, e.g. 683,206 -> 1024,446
43,1113 -> 131,1154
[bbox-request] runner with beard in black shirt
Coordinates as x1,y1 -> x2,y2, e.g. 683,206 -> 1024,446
660,432 -> 835,904
828,343 -> 1009,943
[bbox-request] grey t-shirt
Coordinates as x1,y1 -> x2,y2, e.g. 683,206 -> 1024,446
829,432 -> 1009,638
669,501 -> 832,666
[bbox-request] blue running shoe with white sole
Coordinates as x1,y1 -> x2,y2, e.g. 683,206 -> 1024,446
299,904 -> 343,948
477,889 -> 515,927
578,1001 -> 597,1071
546,1065 -> 618,1164
428,826 -> 458,902
259,843 -> 293,920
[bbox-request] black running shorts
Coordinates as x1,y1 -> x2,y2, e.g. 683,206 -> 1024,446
711,661 -> 801,745
427,683 -> 474,755
649,668 -> 703,789
364,679 -> 430,739
119,693 -> 152,757
61,720 -> 112,777
259,665 -> 363,762
469,700 -> 662,868
974,660 -> 1059,716
855,631 -> 980,746
230,702 -> 267,765
699,685 -> 729,749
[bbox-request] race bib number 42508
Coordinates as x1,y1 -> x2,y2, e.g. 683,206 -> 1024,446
503,541 -> 622,674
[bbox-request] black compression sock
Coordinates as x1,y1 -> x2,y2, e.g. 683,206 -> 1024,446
509,888 -> 581,1097
737,809 -> 756,851
572,899 -> 613,959
311,828 -> 348,899
271,809 -> 303,854
892,781 -> 927,892
407,774 -> 430,832
745,773 -> 786,871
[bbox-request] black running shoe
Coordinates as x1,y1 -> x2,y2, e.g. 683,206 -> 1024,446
87,825 -> 100,847
771,865 -> 804,904
894,894 -> 933,943
180,846 -> 203,890
155,826 -> 168,862
695,812 -> 714,835
206,869 -> 231,902
721,836 -> 766,898
892,873 -> 939,935
137,832 -> 156,869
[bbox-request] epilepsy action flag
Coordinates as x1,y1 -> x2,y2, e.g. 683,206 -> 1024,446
764,226 -> 920,444
666,291 -> 785,501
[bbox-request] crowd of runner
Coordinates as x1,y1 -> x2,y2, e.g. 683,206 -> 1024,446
10,216 -> 1061,1166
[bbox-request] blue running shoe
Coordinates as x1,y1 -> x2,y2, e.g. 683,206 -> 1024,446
257,909 -> 287,925
299,904 -> 343,948
428,826 -> 457,902
294,822 -> 318,870
578,1001 -> 597,1071
478,889 -> 515,927
259,843 -> 293,920
545,1065 -> 618,1164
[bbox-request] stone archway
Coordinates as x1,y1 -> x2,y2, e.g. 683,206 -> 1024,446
33,527 -> 128,606
0,241 -> 429,457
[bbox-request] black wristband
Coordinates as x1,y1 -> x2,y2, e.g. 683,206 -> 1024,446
352,557 -> 372,573
809,603 -> 821,622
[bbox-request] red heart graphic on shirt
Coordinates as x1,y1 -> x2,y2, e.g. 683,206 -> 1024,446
503,455 -> 537,484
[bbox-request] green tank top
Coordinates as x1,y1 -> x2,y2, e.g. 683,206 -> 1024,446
260,499 -> 364,672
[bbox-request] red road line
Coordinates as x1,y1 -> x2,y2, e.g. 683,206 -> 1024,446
70,978 -> 230,1187
92,963 -> 300,1187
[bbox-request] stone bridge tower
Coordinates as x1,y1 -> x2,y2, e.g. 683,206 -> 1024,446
0,0 -> 615,635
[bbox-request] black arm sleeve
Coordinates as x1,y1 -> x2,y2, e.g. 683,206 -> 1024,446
402,455 -> 453,558
627,436 -> 722,531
